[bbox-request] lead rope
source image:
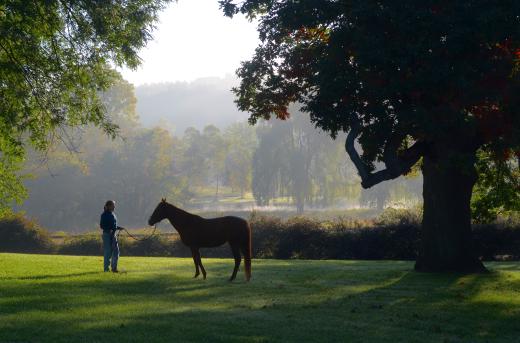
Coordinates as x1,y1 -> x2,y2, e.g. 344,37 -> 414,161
121,225 -> 159,242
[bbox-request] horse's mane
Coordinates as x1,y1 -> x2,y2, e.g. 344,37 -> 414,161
164,202 -> 202,221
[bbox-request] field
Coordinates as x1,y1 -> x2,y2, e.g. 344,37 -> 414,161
1,254 -> 519,342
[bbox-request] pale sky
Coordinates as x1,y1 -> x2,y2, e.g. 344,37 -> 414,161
120,0 -> 260,85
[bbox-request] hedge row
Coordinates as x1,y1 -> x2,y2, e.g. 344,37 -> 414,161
0,214 -> 54,253
1,211 -> 519,260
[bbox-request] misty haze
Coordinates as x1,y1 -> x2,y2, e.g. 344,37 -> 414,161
1,1 -> 519,342
17,76 -> 423,231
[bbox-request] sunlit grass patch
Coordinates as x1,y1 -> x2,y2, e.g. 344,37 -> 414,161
0,254 -> 519,342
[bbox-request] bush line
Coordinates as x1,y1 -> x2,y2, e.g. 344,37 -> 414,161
1,210 -> 519,260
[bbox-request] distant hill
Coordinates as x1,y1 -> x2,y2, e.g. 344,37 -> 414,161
135,75 -> 249,134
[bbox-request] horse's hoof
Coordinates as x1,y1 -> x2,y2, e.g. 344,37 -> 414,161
193,274 -> 199,278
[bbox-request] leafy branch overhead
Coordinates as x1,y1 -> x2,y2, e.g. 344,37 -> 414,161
221,0 -> 520,188
0,0 -> 172,210
1,0 -> 171,149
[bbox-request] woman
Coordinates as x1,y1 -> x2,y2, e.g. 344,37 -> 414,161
99,200 -> 123,272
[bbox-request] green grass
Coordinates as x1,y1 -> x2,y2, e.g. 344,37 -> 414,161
1,254 -> 519,342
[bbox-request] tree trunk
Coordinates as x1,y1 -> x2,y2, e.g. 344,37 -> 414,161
296,197 -> 304,214
415,148 -> 486,272
214,175 -> 219,201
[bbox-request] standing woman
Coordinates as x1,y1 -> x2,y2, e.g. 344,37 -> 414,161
100,200 -> 123,272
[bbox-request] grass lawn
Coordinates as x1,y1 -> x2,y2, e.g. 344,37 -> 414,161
0,254 -> 519,342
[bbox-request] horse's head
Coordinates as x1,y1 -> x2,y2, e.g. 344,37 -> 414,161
148,198 -> 168,226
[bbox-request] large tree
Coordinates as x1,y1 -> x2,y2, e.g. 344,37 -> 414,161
221,1 -> 520,271
0,0 -> 171,212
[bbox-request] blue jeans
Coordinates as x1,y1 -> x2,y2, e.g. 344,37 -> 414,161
102,231 -> 119,271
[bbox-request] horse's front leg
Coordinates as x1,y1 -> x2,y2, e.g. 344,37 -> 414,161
195,249 -> 206,280
191,247 -> 200,278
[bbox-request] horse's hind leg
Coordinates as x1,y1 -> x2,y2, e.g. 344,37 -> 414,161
191,247 -> 200,278
229,244 -> 242,282
240,243 -> 251,282
195,249 -> 206,280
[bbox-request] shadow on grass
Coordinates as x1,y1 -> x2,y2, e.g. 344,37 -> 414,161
0,271 -> 102,281
0,261 -> 519,343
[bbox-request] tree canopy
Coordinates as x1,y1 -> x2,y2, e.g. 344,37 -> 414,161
221,0 -> 519,185
0,0 -> 171,211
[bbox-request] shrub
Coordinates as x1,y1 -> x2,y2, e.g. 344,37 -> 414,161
250,215 -> 284,258
250,213 -> 520,261
58,234 -> 102,256
123,235 -> 173,257
472,224 -> 520,260
249,215 -> 420,260
0,213 -> 54,253
276,217 -> 329,259
5,208 -> 517,261
376,207 -> 422,226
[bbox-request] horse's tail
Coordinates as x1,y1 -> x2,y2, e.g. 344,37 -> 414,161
243,221 -> 252,281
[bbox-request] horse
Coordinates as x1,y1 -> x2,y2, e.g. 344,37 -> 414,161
148,198 -> 252,282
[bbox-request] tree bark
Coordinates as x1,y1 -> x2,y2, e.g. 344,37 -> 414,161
415,147 -> 486,272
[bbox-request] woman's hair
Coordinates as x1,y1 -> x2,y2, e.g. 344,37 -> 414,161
104,200 -> 115,211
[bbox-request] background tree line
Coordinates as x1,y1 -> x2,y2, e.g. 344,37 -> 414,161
15,79 -> 423,231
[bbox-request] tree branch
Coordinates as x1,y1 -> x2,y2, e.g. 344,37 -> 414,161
345,122 -> 425,189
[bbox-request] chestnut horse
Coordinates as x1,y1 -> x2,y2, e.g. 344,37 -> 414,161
148,199 -> 252,281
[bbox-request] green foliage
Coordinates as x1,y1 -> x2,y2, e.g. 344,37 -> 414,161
57,233 -> 180,257
252,112 -> 370,211
222,0 -> 519,150
250,215 -> 420,260
124,235 -> 173,256
224,123 -> 257,197
177,124 -> 254,199
0,213 -> 53,252
0,0 -> 170,147
4,210 -> 520,260
0,0 -> 171,210
2,254 -> 520,342
472,150 -> 520,222
202,125 -> 228,198
472,223 -> 520,261
58,233 -> 102,256
0,150 -> 26,215
249,214 -> 517,261
376,207 -> 423,226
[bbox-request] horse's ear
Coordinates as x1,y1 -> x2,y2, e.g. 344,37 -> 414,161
161,198 -> 166,203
